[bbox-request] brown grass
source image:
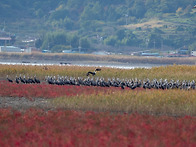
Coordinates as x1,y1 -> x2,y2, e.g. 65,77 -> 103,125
51,89 -> 196,116
0,64 -> 195,81
124,19 -> 169,29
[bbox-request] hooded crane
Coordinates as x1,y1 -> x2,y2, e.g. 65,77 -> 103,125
6,75 -> 13,83
19,74 -> 26,84
86,68 -> 101,76
15,76 -> 20,84
34,76 -> 41,84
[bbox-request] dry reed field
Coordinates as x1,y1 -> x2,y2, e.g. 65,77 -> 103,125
0,64 -> 196,81
52,89 -> 196,116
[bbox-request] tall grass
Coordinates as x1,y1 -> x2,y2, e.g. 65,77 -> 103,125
51,90 -> 196,116
0,64 -> 196,81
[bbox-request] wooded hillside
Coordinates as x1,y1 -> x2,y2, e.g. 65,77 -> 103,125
0,0 -> 196,53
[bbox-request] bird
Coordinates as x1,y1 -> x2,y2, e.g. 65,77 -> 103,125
6,75 -> 13,83
86,71 -> 96,76
193,5 -> 196,8
120,82 -> 125,89
46,76 -> 55,85
95,68 -> 101,71
86,68 -> 101,76
34,76 -> 41,84
15,76 -> 20,84
27,77 -> 35,84
19,75 -> 26,84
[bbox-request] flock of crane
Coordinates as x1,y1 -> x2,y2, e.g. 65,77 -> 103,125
6,68 -> 195,90
7,75 -> 40,84
45,76 -> 195,90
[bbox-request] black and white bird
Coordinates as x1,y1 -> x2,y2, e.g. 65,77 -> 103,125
19,74 -> 26,84
86,68 -> 101,76
193,5 -> 196,8
15,76 -> 20,84
6,75 -> 13,83
34,76 -> 41,84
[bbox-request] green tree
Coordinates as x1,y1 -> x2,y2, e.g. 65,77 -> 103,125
189,42 -> 196,51
129,0 -> 146,18
80,37 -> 90,49
80,2 -> 103,21
116,29 -> 126,40
40,31 -> 68,51
63,17 -> 74,30
71,35 -> 79,48
49,9 -> 69,20
35,38 -> 42,49
104,6 -> 121,21
67,0 -> 84,9
121,31 -> 139,46
104,36 -> 117,46
148,33 -> 162,49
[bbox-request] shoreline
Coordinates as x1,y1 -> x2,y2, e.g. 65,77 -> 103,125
0,53 -> 195,68
0,60 -> 167,69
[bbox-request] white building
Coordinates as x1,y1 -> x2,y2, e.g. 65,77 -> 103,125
191,51 -> 196,57
0,46 -> 31,53
0,46 -> 21,52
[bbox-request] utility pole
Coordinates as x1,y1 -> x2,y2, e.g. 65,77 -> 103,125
146,39 -> 149,49
3,21 -> 5,31
78,39 -> 81,53
4,40 -> 7,52
124,14 -> 128,25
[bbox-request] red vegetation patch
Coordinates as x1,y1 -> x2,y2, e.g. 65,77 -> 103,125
0,81 -> 127,98
0,109 -> 195,147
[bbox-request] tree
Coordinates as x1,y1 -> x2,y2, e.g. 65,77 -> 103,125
80,37 -> 90,49
104,36 -> 117,46
40,31 -> 68,51
64,17 -> 74,30
34,9 -> 44,18
80,2 -> 103,21
49,9 -> 69,20
148,33 -> 162,49
129,0 -> 146,18
67,0 -> 84,9
35,38 -> 42,49
71,35 -> 79,48
159,0 -> 170,13
121,31 -> 139,46
116,29 -> 126,40
189,42 -> 196,51
105,6 -> 121,21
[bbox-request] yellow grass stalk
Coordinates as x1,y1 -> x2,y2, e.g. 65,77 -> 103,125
51,90 -> 196,116
0,64 -> 195,81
